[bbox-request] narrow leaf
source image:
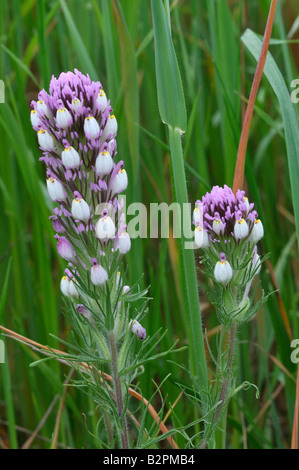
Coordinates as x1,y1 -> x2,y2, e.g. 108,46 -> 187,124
150,0 -> 187,132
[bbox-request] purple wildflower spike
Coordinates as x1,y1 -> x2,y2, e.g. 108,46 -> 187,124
194,185 -> 267,325
31,69 -> 130,291
196,185 -> 260,244
32,70 -> 148,441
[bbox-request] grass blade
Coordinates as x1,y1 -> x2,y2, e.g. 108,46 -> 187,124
151,0 -> 208,401
150,0 -> 187,133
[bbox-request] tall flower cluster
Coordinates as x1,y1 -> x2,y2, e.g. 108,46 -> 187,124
193,185 -> 265,324
30,69 -> 145,340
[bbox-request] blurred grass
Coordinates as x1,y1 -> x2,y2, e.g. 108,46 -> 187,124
0,0 -> 298,449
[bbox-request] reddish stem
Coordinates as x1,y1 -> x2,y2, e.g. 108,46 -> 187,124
233,0 -> 278,195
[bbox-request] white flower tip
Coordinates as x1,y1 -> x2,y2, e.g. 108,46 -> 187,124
95,216 -> 116,240
234,218 -> 249,239
84,115 -> 100,139
46,177 -> 66,201
110,168 -> 128,195
213,218 -> 224,235
115,231 -> 131,254
101,114 -> 118,141
249,219 -> 264,244
71,197 -> 90,224
95,150 -> 113,176
214,255 -> 233,286
61,146 -> 80,169
37,129 -> 55,151
56,107 -> 72,129
90,264 -> 108,286
194,227 -> 209,249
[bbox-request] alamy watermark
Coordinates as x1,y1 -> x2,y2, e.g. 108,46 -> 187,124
290,339 -> 299,364
0,80 -> 4,104
290,79 -> 299,103
0,339 -> 5,363
96,196 -> 202,250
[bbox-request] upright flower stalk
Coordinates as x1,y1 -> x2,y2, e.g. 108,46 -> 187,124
31,70 -> 146,449
193,185 -> 269,446
193,1 -> 277,448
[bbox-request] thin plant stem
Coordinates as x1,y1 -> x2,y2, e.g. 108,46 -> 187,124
108,331 -> 130,449
232,0 -> 278,194
201,322 -> 237,449
214,322 -> 237,425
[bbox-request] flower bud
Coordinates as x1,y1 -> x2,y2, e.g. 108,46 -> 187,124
60,275 -> 70,296
57,237 -> 75,261
71,197 -> 90,224
95,89 -> 108,113
50,215 -> 65,233
71,97 -> 82,112
193,205 -> 203,226
244,196 -> 250,214
76,304 -> 93,321
30,109 -> 41,127
95,151 -> 113,177
36,100 -> 52,119
214,253 -> 233,286
38,129 -> 56,151
56,107 -> 72,129
90,263 -> 108,286
129,319 -> 146,341
249,219 -> 264,244
110,169 -> 128,195
213,218 -> 225,235
194,227 -> 209,249
84,116 -> 100,139
46,177 -> 66,201
61,146 -> 81,169
234,218 -> 249,239
101,115 -> 117,141
95,216 -> 116,240
114,231 -> 131,254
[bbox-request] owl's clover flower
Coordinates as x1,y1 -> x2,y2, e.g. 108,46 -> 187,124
194,185 -> 266,324
214,253 -> 233,287
194,185 -> 259,244
31,69 -> 144,339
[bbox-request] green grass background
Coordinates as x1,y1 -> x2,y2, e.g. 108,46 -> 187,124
0,0 -> 299,449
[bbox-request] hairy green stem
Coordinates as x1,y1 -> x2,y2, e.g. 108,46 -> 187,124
108,331 -> 129,449
201,322 -> 237,449
214,322 -> 236,425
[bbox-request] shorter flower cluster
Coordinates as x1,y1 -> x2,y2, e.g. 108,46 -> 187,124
193,185 -> 267,324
